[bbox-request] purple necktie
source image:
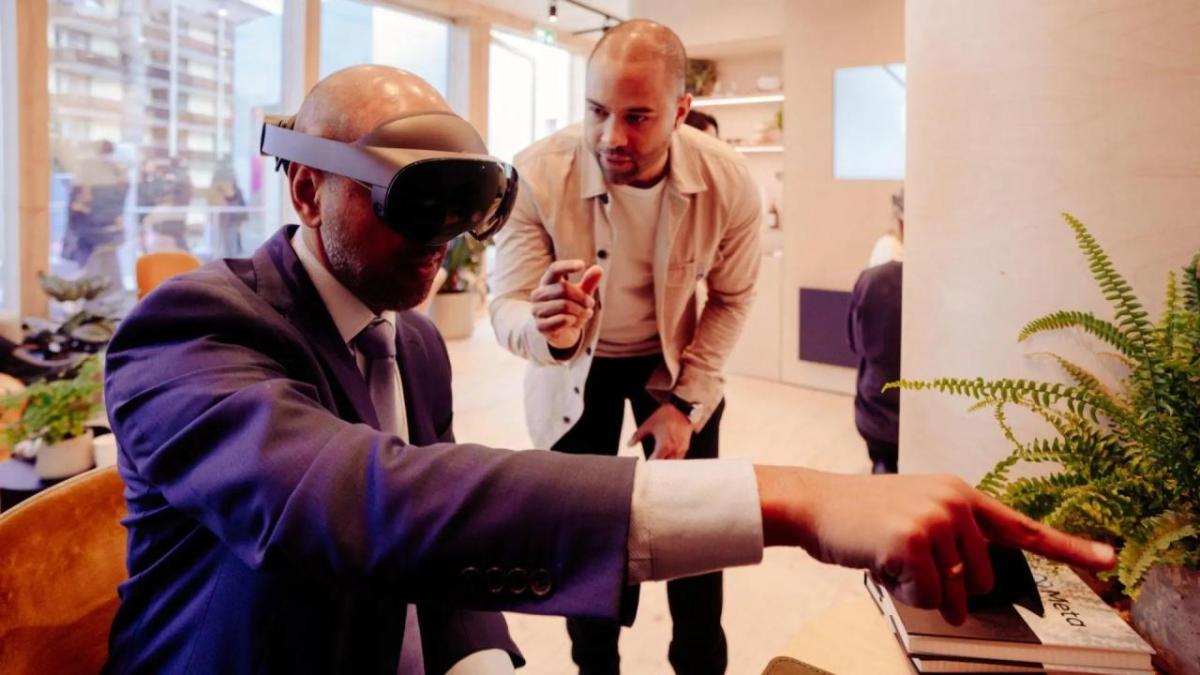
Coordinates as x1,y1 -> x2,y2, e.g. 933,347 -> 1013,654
354,319 -> 423,674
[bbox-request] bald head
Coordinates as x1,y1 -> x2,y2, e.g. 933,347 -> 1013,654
294,65 -> 450,142
589,20 -> 687,96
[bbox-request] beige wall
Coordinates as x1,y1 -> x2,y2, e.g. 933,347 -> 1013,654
782,0 -> 905,392
902,0 -> 1200,478
630,0 -> 783,50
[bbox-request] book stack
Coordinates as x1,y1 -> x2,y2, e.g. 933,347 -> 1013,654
865,554 -> 1156,675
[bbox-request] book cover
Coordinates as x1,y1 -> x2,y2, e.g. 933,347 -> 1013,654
910,655 -> 1153,675
864,554 -> 1155,670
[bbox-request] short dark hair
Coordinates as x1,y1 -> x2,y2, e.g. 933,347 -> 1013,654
685,110 -> 718,135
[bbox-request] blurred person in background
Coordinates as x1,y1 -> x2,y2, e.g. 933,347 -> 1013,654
208,159 -> 248,257
867,186 -> 904,267
848,187 -> 905,473
684,109 -> 719,138
139,156 -> 194,252
64,140 -> 130,288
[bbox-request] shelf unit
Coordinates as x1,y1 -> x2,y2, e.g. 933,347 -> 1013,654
692,93 -> 785,108
734,144 -> 783,154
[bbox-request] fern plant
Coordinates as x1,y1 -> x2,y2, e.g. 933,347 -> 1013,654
887,214 -> 1200,596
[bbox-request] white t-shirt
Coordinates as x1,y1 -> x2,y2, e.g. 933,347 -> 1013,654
596,180 -> 667,357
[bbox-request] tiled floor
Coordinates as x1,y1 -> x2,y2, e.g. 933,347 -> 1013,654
447,319 -> 873,675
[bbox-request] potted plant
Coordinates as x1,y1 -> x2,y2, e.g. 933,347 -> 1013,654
429,234 -> 487,340
1,355 -> 104,480
889,214 -> 1199,675
9,273 -> 117,379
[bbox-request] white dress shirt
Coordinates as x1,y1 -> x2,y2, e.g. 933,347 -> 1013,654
291,229 -> 764,672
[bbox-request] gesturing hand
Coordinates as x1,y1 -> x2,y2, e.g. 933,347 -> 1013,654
628,403 -> 693,460
530,260 -> 604,350
755,468 -> 1117,625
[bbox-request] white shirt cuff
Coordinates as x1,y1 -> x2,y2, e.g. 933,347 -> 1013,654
627,459 -> 764,584
445,648 -> 514,675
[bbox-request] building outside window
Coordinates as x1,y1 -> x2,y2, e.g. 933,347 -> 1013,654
46,0 -> 290,301
319,0 -> 451,97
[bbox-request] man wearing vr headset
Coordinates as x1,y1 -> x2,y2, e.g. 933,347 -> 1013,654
103,64 -> 1115,675
489,20 -> 761,674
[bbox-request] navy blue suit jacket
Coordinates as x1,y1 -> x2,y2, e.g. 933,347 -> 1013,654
103,226 -> 638,673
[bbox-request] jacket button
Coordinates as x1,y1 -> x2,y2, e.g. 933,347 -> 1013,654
485,566 -> 507,594
507,568 -> 529,594
597,249 -> 609,260
585,347 -> 593,356
573,387 -> 581,395
530,568 -> 553,597
563,416 -> 571,424
460,566 -> 483,595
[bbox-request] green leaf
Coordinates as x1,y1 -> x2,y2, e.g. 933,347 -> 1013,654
1118,510 -> 1198,596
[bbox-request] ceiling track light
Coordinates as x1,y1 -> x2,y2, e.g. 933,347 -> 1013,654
545,0 -> 623,35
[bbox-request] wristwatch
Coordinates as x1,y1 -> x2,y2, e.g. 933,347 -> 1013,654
668,393 -> 704,426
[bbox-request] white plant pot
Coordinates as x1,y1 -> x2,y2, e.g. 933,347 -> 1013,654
429,292 -> 478,340
92,432 -> 118,469
35,430 -> 95,480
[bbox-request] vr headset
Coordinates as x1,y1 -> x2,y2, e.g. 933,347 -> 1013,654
260,111 -> 518,245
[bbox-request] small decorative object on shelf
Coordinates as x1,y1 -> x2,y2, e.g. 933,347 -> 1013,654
888,213 -> 1199,674
756,74 -> 781,92
685,58 -> 717,96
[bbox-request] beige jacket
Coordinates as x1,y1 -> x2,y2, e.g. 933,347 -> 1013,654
489,124 -> 761,449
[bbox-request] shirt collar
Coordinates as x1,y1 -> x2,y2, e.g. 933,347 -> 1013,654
290,228 -> 396,347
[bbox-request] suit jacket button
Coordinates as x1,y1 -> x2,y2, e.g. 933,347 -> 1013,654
507,568 -> 529,594
486,566 -> 507,594
530,568 -> 553,597
460,566 -> 483,595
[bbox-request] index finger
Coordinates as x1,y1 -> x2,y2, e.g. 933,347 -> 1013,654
972,492 -> 1115,571
539,259 -> 587,287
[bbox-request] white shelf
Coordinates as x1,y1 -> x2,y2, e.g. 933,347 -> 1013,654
692,93 -> 785,108
734,145 -> 784,154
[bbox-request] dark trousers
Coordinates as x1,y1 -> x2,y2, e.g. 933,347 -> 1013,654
552,354 -> 728,675
866,439 -> 898,474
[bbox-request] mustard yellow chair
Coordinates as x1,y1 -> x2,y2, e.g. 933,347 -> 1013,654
136,251 -> 201,299
0,466 -> 127,674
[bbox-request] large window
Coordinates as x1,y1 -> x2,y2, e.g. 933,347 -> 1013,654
320,0 -> 450,96
833,63 -> 906,180
47,0 -> 289,299
1,0 -> 18,311
487,29 -> 578,163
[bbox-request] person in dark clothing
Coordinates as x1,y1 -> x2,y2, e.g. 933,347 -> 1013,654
684,109 -> 719,138
847,260 -> 902,474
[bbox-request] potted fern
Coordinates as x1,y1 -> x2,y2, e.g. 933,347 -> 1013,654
889,215 -> 1199,675
1,355 -> 104,480
429,234 -> 487,340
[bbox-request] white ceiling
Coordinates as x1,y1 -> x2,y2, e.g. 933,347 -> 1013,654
481,0 -> 631,37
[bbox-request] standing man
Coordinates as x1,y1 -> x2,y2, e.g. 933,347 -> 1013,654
490,20 -> 762,674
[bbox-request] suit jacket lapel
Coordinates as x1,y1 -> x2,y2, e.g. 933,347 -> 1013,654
250,226 -> 381,430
